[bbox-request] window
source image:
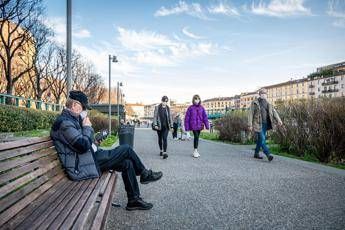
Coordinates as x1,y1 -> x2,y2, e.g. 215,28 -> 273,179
342,84 -> 344,89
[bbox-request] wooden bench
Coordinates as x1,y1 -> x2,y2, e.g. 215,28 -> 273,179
0,136 -> 117,230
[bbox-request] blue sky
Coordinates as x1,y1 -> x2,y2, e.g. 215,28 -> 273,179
44,0 -> 345,104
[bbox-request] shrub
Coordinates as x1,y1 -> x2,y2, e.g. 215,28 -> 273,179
0,105 -> 58,132
214,110 -> 253,143
272,98 -> 345,163
88,110 -> 118,135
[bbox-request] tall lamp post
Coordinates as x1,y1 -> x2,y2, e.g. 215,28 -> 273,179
117,82 -> 123,126
66,0 -> 72,96
108,55 -> 118,134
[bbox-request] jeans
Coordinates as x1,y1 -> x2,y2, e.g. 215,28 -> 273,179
193,130 -> 201,149
95,144 -> 146,201
255,123 -> 270,156
157,128 -> 169,152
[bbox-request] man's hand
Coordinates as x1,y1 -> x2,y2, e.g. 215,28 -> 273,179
154,125 -> 159,130
83,117 -> 92,126
248,126 -> 253,132
278,121 -> 283,126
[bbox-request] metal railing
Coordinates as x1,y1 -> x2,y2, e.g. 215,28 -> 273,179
0,93 -> 63,112
321,89 -> 339,93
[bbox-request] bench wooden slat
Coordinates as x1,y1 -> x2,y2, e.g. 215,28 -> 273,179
91,172 -> 117,230
0,136 -> 51,151
4,177 -> 70,229
0,154 -> 57,185
0,140 -> 54,161
16,180 -> 79,230
0,136 -> 117,230
0,147 -> 56,173
60,178 -> 99,229
0,160 -> 59,199
32,181 -> 85,230
99,171 -> 112,197
0,173 -> 65,227
0,166 -> 62,214
47,180 -> 93,230
71,173 -> 109,230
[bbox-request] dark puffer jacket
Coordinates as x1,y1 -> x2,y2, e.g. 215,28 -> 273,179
50,109 -> 100,181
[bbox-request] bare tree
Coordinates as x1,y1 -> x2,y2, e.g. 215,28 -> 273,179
72,58 -> 106,104
48,45 -> 66,105
0,0 -> 44,103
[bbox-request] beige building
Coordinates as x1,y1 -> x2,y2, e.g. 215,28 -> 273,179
240,92 -> 257,109
308,61 -> 345,98
170,100 -> 190,117
263,78 -> 309,105
0,20 -> 36,98
144,103 -> 157,120
203,97 -> 235,114
126,103 -> 145,120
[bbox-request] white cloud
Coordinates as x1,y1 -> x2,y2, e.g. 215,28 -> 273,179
74,44 -> 139,78
250,0 -> 312,17
182,27 -> 204,39
45,17 -> 92,44
116,27 -> 220,67
73,29 -> 91,38
154,1 -> 211,20
117,27 -> 174,51
208,2 -> 240,16
327,0 -> 345,28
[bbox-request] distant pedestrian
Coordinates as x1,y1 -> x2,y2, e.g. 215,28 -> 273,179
248,88 -> 283,162
184,95 -> 209,158
172,114 -> 181,140
153,96 -> 173,159
209,120 -> 214,133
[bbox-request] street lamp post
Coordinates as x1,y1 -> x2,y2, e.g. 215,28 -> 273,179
66,0 -> 72,96
108,55 -> 118,134
117,82 -> 123,126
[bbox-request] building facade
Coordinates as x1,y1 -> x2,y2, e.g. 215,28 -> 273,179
203,97 -> 234,114
308,61 -> 345,98
240,92 -> 257,109
264,78 -> 309,105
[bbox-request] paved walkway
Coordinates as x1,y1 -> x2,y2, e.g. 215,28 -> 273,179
106,129 -> 345,230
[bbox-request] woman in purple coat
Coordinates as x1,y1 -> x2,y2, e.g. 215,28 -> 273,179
184,95 -> 210,158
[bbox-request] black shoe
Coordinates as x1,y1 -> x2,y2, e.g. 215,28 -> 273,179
140,170 -> 163,184
254,154 -> 263,159
268,154 -> 274,162
160,151 -> 163,156
163,153 -> 168,159
126,198 -> 153,211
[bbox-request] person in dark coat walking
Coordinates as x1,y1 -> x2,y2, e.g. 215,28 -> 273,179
184,95 -> 209,158
153,96 -> 173,159
51,91 -> 163,211
172,114 -> 181,140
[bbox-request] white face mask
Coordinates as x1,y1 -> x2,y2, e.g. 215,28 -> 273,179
80,111 -> 88,120
194,99 -> 200,104
162,102 -> 167,107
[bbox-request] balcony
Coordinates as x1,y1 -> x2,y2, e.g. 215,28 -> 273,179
322,81 -> 339,86
322,89 -> 339,93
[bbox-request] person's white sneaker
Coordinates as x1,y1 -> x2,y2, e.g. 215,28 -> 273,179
192,149 -> 200,158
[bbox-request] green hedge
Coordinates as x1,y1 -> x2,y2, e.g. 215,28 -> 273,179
0,105 -> 58,132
